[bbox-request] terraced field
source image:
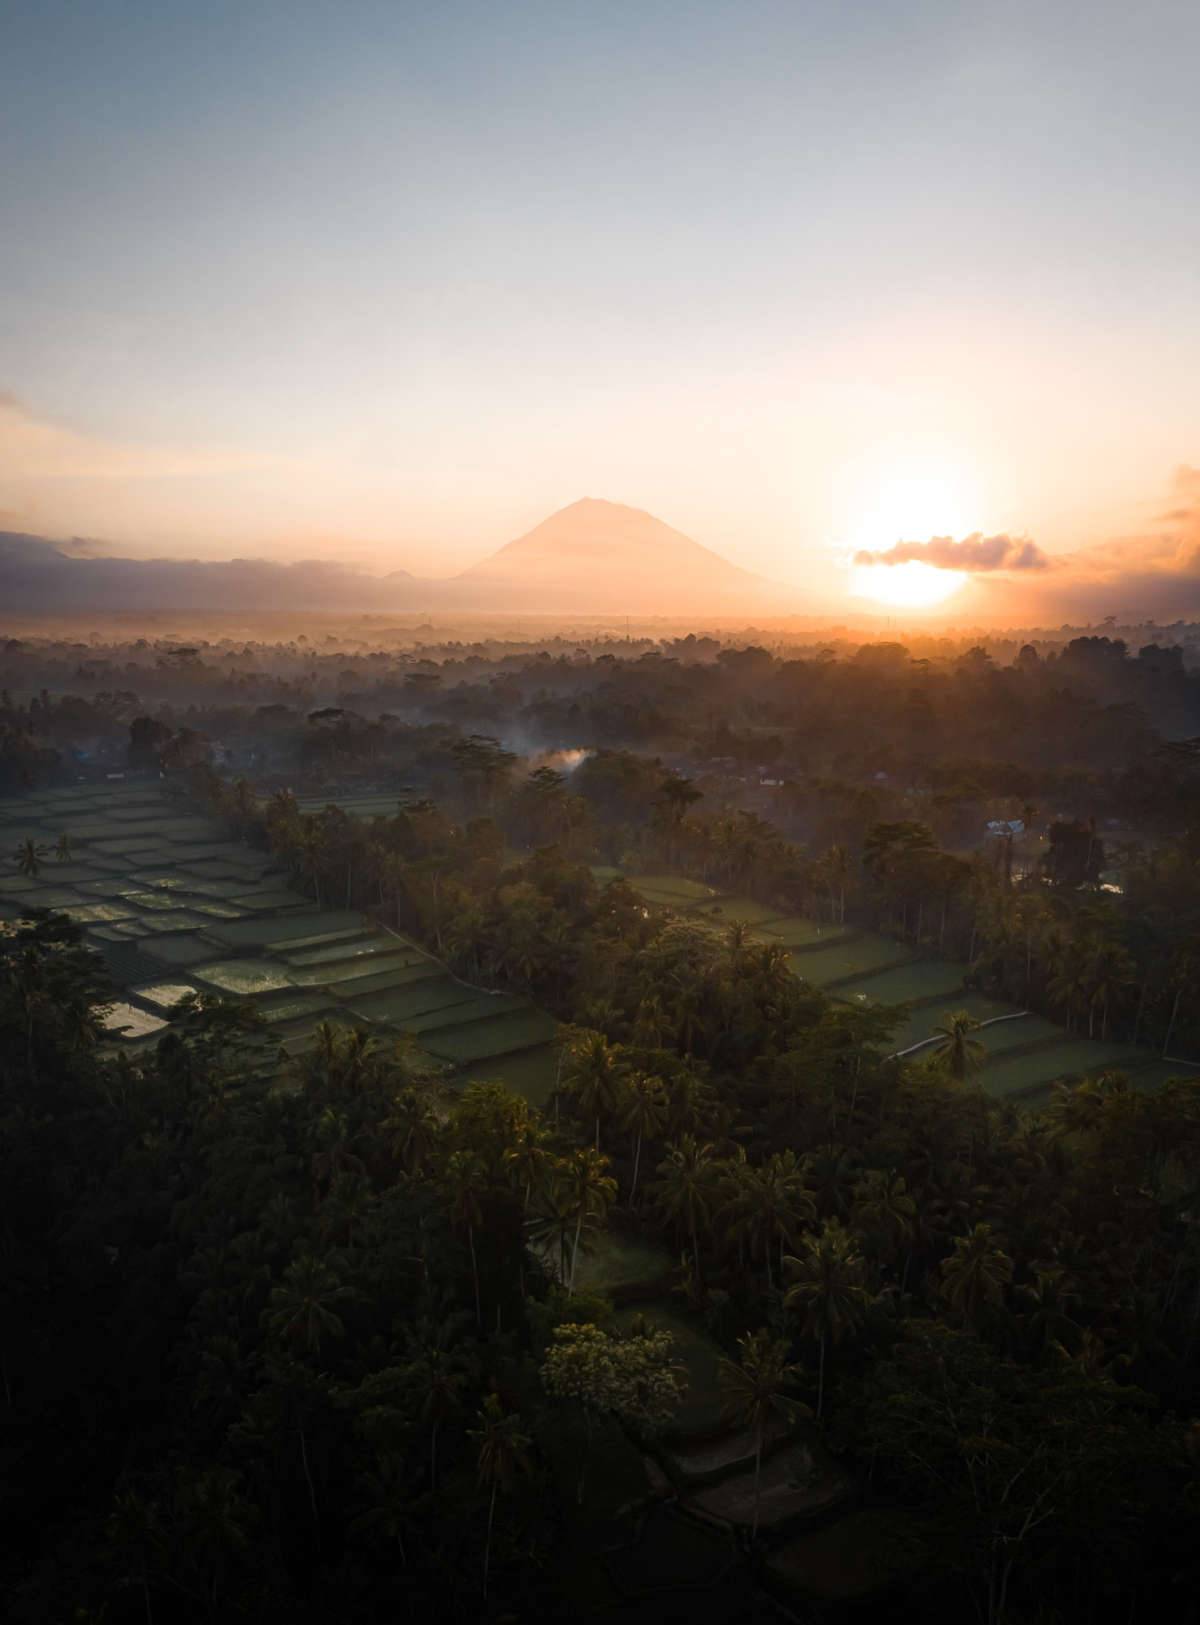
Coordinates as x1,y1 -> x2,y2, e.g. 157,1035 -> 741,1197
0,782 -> 557,1101
606,868 -> 1197,1101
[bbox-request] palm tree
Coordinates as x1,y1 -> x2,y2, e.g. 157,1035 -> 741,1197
291,816 -> 328,907
470,1394 -> 533,1597
939,1223 -> 1013,1329
722,1150 -> 814,1291
502,1118 -> 556,1214
444,1151 -> 486,1326
107,1488 -> 161,1625
853,1169 -> 916,1281
1048,937 -> 1093,1033
650,1134 -> 720,1284
783,1220 -> 870,1420
1086,938 -> 1136,1040
725,919 -> 753,967
351,1453 -> 424,1567
619,1073 -> 669,1202
405,1321 -> 474,1491
631,994 -> 671,1050
800,1144 -> 860,1221
1017,1261 -> 1082,1356
930,1011 -> 986,1082
526,1178 -> 579,1286
265,1254 -> 352,1353
816,843 -> 852,923
1044,1073 -> 1121,1143
383,1088 -> 440,1175
716,1331 -> 806,1538
309,1107 -> 364,1197
560,1148 -> 617,1290
54,832 -> 73,863
14,838 -> 47,877
560,1029 -> 626,1150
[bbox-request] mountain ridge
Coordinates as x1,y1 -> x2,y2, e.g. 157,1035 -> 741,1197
0,500 -> 799,614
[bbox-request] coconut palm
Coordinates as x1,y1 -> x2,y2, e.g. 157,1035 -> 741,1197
443,1151 -> 486,1326
14,838 -> 48,878
631,994 -> 671,1050
800,1144 -> 860,1221
54,833 -> 73,862
853,1168 -> 917,1279
405,1319 -> 475,1491
1048,937 -> 1093,1033
502,1117 -> 557,1213
940,1223 -> 1013,1329
1044,1070 -> 1129,1144
722,1149 -> 814,1291
382,1088 -> 441,1175
930,1011 -> 986,1082
470,1394 -> 533,1597
716,1331 -> 807,1538
649,1134 -> 721,1284
1086,938 -> 1137,1040
559,1148 -> 617,1290
783,1220 -> 870,1420
1017,1261 -> 1082,1356
265,1254 -> 352,1353
725,919 -> 753,967
526,1177 -> 579,1286
560,1028 -> 626,1150
619,1072 -> 669,1202
291,816 -> 329,906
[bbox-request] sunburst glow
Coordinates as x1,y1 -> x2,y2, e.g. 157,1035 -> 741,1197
851,559 -> 965,607
841,460 -> 976,608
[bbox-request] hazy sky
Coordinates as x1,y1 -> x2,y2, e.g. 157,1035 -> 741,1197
3,0 -> 1199,602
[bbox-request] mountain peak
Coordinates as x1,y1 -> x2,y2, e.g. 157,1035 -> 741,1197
451,498 -> 793,612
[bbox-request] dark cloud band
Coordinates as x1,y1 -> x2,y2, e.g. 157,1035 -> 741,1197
853,532 -> 1050,572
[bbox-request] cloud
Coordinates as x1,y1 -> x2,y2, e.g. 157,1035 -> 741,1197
853,532 -> 1051,572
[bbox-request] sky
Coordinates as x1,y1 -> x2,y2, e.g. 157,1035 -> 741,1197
2,0 -> 1199,612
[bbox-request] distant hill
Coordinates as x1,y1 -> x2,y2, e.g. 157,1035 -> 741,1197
0,502 -> 799,615
0,533 -> 416,613
448,498 -> 793,612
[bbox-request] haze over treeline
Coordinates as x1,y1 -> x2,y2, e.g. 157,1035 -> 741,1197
5,490 -> 1200,621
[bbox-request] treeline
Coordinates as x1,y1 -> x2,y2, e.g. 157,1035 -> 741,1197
3,632 -> 1200,821
160,730 -> 1200,1062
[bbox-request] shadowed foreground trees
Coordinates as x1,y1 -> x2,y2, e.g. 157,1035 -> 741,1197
835,1324 -> 1193,1625
716,1331 -> 807,1537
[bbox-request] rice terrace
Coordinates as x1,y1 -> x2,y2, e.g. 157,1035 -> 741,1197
0,781 -> 557,1099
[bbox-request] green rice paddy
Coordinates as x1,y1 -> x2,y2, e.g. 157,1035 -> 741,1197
455,1042 -> 558,1106
788,933 -> 916,986
759,916 -> 855,948
610,867 -> 1197,1103
627,873 -> 720,902
693,895 -> 790,926
422,1007 -> 558,1064
839,959 -> 964,1007
1,783 -> 565,1101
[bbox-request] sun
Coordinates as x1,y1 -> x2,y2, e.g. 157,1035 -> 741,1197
841,461 -> 976,609
850,559 -> 965,607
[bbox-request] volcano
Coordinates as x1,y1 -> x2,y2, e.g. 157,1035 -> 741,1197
448,498 -> 794,612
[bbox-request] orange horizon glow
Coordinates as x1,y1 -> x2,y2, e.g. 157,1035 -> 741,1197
850,559 -> 966,607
